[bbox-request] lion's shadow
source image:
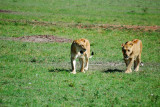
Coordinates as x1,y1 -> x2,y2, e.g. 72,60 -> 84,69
48,68 -> 124,73
103,69 -> 123,73
48,68 -> 71,73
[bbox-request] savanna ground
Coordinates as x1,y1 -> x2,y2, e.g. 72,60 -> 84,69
0,0 -> 160,106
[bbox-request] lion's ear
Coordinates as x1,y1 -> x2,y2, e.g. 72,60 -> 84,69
121,43 -> 124,47
73,40 -> 77,44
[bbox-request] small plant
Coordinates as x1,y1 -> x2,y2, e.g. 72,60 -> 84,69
68,82 -> 75,87
31,58 -> 36,63
13,0 -> 17,2
142,7 -> 148,13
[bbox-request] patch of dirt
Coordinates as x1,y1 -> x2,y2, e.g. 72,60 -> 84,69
47,61 -> 125,72
0,9 -> 14,13
90,61 -> 123,67
1,19 -> 160,32
0,35 -> 72,43
77,24 -> 160,32
89,62 -> 125,71
47,61 -> 160,73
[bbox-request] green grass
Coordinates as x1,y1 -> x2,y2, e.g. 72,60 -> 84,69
0,0 -> 160,25
0,0 -> 160,106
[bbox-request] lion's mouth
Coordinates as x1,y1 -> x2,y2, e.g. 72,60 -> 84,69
124,57 -> 129,60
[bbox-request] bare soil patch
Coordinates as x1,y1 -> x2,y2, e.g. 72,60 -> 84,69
0,35 -> 72,43
77,24 -> 160,32
47,61 -> 125,72
0,9 -> 14,13
2,19 -> 160,32
47,61 -> 160,73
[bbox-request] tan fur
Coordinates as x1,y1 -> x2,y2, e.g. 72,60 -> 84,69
121,39 -> 142,73
71,38 -> 91,74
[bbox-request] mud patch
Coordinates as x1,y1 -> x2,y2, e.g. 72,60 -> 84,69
89,62 -> 124,71
1,19 -> 160,32
90,62 -> 123,67
76,24 -> 160,32
0,9 -> 14,13
47,61 -> 160,73
47,61 -> 125,72
0,35 -> 72,43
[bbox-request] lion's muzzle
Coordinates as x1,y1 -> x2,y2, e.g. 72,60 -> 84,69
124,55 -> 129,60
80,49 -> 86,54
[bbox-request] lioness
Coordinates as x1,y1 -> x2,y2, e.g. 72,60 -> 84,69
71,38 -> 93,74
121,39 -> 142,73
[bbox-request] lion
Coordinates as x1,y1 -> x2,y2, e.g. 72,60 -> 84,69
121,39 -> 143,73
71,38 -> 93,74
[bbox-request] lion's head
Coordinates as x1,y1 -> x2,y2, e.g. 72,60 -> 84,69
74,39 -> 87,54
121,41 -> 133,60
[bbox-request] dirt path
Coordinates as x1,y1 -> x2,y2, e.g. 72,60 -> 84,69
0,35 -> 72,43
0,9 -> 14,13
40,61 -> 160,73
2,19 -> 160,32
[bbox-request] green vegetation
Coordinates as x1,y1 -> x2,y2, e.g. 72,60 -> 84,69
0,0 -> 160,106
0,0 -> 160,25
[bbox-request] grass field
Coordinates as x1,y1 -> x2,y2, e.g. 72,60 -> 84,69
0,0 -> 160,106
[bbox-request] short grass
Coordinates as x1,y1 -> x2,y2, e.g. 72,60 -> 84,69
0,0 -> 160,106
0,0 -> 160,25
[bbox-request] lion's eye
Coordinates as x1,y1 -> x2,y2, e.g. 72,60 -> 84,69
128,50 -> 130,52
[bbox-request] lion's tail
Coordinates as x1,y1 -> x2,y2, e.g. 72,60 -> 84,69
89,52 -> 94,58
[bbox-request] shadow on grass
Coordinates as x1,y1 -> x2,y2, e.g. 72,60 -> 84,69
48,68 -> 71,73
103,69 -> 123,73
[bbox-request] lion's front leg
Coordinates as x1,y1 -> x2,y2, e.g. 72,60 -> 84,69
125,59 -> 134,73
125,59 -> 130,66
134,56 -> 140,72
79,58 -> 85,73
71,57 -> 76,74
